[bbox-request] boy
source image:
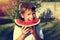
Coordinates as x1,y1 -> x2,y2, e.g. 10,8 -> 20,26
13,2 -> 44,40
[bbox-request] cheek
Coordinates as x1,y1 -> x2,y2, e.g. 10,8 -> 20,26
27,16 -> 30,19
25,16 -> 29,19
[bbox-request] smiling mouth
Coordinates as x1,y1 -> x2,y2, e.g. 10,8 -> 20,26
28,18 -> 33,21
28,18 -> 36,21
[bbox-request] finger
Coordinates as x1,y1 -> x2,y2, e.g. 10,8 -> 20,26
34,26 -> 36,29
26,31 -> 30,34
33,26 -> 36,29
26,27 -> 31,29
25,30 -> 30,34
23,26 -> 27,30
25,28 -> 30,32
30,26 -> 34,29
22,26 -> 25,30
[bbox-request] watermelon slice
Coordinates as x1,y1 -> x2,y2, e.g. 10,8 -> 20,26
15,19 -> 40,27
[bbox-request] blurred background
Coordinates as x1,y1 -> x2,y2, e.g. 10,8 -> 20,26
0,0 -> 60,40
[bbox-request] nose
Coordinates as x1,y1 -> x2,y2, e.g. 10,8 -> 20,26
30,14 -> 33,19
31,15 -> 33,18
30,14 -> 35,20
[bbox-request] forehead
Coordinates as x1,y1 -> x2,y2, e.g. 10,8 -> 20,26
24,9 -> 34,14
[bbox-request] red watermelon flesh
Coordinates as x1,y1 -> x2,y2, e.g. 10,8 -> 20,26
15,19 -> 40,27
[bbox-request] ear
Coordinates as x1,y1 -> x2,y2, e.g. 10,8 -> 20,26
21,14 -> 24,18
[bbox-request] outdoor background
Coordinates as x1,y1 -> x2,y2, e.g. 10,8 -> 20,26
0,0 -> 60,40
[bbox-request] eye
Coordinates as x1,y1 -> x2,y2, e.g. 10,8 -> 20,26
28,13 -> 30,15
33,13 -> 35,14
33,13 -> 35,15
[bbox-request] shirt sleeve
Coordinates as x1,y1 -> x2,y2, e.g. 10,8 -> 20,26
36,24 -> 44,40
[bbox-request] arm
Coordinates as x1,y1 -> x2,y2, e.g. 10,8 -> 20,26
16,34 -> 25,40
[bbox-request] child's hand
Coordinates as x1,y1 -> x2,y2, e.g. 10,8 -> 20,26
30,27 -> 42,40
16,26 -> 30,40
21,26 -> 30,35
30,26 -> 36,34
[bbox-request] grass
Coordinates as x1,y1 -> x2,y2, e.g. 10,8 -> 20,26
0,19 -> 60,40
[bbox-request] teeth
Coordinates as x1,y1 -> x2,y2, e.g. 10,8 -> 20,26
28,19 -> 33,21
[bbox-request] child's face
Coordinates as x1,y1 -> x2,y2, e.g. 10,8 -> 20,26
21,9 -> 36,22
